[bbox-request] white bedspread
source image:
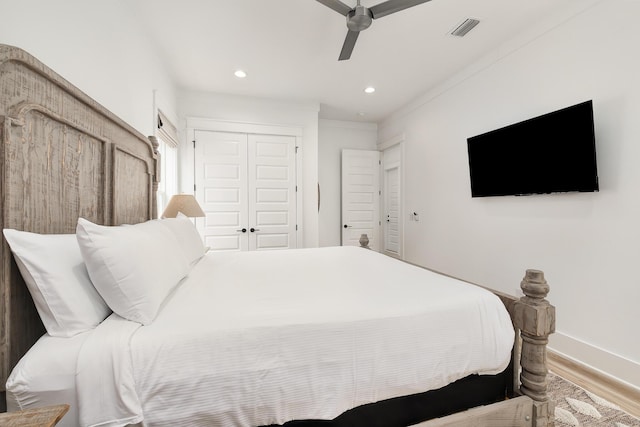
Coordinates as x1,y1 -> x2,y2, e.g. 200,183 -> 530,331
76,246 -> 514,427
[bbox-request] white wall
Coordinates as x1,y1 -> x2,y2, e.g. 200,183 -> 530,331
379,0 -> 640,389
178,90 -> 320,247
0,0 -> 177,136
5,0 -> 637,391
318,120 -> 378,247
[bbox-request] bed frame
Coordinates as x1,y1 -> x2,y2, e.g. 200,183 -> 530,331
0,44 -> 159,409
0,44 -> 556,427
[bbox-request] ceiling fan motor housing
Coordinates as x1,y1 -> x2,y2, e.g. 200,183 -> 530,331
316,0 -> 432,60
347,5 -> 373,31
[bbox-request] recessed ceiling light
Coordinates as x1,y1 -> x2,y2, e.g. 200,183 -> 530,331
364,86 -> 376,94
234,70 -> 247,78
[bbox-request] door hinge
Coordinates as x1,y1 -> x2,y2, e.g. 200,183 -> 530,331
379,190 -> 381,195
194,184 -> 196,191
193,140 -> 196,148
295,185 -> 298,192
379,160 -> 381,165
296,224 -> 298,231
295,146 -> 299,153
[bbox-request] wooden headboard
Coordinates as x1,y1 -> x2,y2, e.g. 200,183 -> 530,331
0,44 -> 159,401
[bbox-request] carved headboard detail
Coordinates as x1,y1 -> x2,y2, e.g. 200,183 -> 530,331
0,44 -> 159,397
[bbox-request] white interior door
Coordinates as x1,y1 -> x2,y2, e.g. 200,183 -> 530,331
195,130 -> 249,251
195,130 -> 297,251
248,134 -> 297,250
341,149 -> 380,250
383,164 -> 401,256
381,143 -> 403,258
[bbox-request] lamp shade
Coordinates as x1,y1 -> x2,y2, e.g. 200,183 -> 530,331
162,194 -> 205,218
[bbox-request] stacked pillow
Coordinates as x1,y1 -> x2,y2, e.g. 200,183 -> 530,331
3,215 -> 206,334
2,230 -> 111,337
157,214 -> 207,266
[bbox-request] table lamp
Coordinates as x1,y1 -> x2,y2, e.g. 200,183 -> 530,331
161,194 -> 205,218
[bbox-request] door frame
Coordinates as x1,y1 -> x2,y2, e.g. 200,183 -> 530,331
378,133 -> 405,259
186,117 -> 303,248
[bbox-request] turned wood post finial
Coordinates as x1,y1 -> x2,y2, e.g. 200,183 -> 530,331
521,269 -> 550,301
148,135 -> 161,219
148,135 -> 160,154
515,269 -> 556,427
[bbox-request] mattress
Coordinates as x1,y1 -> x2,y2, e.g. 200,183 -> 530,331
75,246 -> 515,427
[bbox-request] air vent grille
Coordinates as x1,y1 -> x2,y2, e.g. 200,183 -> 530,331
451,18 -> 480,37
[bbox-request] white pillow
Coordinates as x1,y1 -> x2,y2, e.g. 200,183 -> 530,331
76,218 -> 189,325
2,229 -> 111,337
159,216 -> 206,265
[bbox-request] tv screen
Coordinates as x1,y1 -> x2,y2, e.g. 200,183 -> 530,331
466,100 -> 599,197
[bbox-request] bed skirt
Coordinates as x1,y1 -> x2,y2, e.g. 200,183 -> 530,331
263,367 -> 512,427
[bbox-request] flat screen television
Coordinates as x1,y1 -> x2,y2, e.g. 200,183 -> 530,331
466,100 -> 599,197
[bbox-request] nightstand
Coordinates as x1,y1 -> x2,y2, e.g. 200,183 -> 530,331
0,404 -> 69,426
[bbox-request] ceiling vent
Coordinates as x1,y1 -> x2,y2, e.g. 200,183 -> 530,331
450,18 -> 480,37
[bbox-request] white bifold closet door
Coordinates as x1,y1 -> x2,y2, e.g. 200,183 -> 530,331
195,130 -> 297,251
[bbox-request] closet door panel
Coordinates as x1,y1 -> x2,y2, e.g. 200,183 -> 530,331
248,134 -> 297,251
195,131 -> 249,251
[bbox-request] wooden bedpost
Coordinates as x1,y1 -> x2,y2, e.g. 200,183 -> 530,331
514,269 -> 556,427
148,136 -> 160,219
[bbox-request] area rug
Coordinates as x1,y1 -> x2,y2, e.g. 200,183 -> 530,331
548,372 -> 640,427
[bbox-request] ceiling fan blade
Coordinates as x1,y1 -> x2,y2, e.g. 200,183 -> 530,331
316,0 -> 353,16
369,0 -> 432,19
339,30 -> 360,61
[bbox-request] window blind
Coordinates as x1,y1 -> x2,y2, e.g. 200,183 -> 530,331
157,109 -> 179,148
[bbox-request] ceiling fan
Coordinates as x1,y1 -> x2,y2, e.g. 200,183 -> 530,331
316,0 -> 433,60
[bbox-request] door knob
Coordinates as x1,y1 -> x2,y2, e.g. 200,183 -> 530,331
250,228 -> 260,232
344,224 -> 353,229
236,228 -> 247,233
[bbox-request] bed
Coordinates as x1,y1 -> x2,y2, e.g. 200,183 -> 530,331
0,44 -> 556,427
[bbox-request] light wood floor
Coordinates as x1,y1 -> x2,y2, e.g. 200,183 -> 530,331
548,350 -> 640,419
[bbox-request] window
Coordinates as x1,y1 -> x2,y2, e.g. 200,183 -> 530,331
156,109 -> 179,217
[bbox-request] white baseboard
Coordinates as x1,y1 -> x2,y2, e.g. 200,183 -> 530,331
548,333 -> 640,418
549,333 -> 640,389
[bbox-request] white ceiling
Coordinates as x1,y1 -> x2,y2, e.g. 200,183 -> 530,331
128,0 -> 574,123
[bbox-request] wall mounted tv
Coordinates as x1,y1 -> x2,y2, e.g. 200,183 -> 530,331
467,100 -> 599,197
